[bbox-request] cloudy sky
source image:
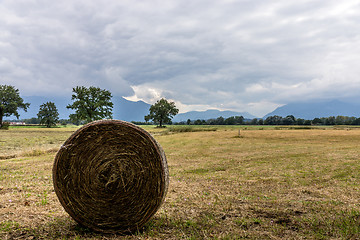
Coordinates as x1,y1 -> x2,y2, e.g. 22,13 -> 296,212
1,0 -> 360,116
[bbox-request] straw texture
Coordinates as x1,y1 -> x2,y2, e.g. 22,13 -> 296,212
52,120 -> 169,233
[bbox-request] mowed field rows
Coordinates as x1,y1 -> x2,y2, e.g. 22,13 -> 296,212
1,126 -> 360,239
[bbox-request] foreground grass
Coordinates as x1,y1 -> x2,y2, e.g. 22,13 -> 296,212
0,127 -> 78,159
1,126 -> 360,239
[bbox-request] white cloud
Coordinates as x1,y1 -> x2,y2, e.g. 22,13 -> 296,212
125,85 -> 165,104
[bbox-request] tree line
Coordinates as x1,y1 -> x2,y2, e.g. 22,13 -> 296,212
180,115 -> 360,126
261,115 -> 360,126
175,116 -> 245,125
0,85 -> 116,128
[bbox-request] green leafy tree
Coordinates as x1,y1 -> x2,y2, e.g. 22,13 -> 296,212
325,116 -> 336,125
335,115 -> 346,125
296,118 -> 305,125
312,118 -> 322,125
66,86 -> 113,124
225,116 -> 236,125
282,115 -> 296,125
0,85 -> 30,128
216,116 -> 225,125
37,101 -> 59,128
264,115 -> 282,125
194,119 -> 203,125
145,98 -> 179,127
234,116 -> 244,125
144,115 -> 151,123
250,118 -> 258,125
304,120 -> 312,125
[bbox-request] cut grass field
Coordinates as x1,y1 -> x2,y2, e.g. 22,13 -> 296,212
1,125 -> 360,239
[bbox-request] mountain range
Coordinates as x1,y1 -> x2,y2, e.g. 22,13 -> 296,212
264,100 -> 360,119
6,96 -> 360,122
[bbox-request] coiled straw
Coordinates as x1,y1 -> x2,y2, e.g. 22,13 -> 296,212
53,120 -> 169,233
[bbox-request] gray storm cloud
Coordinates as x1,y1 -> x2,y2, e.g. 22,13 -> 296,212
1,0 -> 360,116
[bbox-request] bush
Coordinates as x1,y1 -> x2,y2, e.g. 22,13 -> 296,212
0,122 -> 10,130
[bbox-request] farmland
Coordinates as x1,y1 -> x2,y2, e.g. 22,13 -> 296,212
1,125 -> 360,239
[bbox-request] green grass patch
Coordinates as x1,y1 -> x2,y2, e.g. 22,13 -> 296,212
167,126 -> 218,133
0,221 -> 20,232
302,209 -> 360,239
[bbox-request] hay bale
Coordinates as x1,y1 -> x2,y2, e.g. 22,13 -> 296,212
52,120 -> 169,233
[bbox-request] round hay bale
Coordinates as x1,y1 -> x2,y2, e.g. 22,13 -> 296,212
52,120 -> 169,233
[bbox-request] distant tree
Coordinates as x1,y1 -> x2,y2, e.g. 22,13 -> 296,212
335,116 -> 346,125
24,117 -> 41,124
264,115 -> 282,125
194,119 -> 203,125
312,118 -> 322,125
0,85 -> 30,128
346,117 -> 356,125
216,116 -> 225,125
37,102 -> 59,127
258,119 -> 264,125
296,118 -> 305,125
225,116 -> 236,125
187,119 -> 191,125
325,116 -> 336,125
352,118 -> 360,125
250,118 -> 258,125
234,116 -> 244,125
207,118 -> 216,125
304,120 -> 312,125
59,119 -> 71,126
283,115 -> 296,125
144,115 -> 151,123
145,98 -> 179,127
67,86 -> 113,124
224,116 -> 244,125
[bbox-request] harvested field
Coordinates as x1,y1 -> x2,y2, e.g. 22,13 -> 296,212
1,125 -> 360,239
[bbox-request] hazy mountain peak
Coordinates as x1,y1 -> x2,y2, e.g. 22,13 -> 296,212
263,100 -> 360,119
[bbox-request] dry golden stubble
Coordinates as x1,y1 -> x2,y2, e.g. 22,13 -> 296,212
52,120 -> 169,234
